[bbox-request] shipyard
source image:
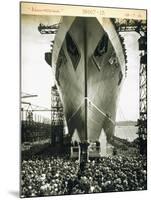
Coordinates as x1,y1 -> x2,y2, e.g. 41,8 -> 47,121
21,10 -> 147,198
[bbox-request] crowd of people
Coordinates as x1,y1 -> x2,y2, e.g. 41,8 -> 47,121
21,154 -> 147,197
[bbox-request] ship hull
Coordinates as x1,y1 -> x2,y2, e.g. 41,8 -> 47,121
52,17 -> 125,143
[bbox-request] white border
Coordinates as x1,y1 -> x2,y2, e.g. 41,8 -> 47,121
0,0 -> 150,200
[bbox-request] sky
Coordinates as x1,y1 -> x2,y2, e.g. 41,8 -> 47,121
117,31 -> 140,121
21,14 -> 140,122
21,15 -> 60,121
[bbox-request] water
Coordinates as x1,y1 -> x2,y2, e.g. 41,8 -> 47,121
71,126 -> 138,143
115,126 -> 138,142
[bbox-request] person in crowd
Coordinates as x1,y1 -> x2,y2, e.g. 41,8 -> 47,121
21,154 -> 147,197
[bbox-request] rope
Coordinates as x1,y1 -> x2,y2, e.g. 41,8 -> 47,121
86,97 -> 115,125
67,96 -> 115,125
67,99 -> 85,123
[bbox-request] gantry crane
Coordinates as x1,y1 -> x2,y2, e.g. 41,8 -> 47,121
113,19 -> 147,155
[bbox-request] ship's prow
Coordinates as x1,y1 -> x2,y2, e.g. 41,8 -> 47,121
49,17 -> 126,156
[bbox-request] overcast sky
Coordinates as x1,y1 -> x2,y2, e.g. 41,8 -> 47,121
21,15 -> 140,122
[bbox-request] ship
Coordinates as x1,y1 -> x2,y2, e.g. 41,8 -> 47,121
45,16 -> 126,156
